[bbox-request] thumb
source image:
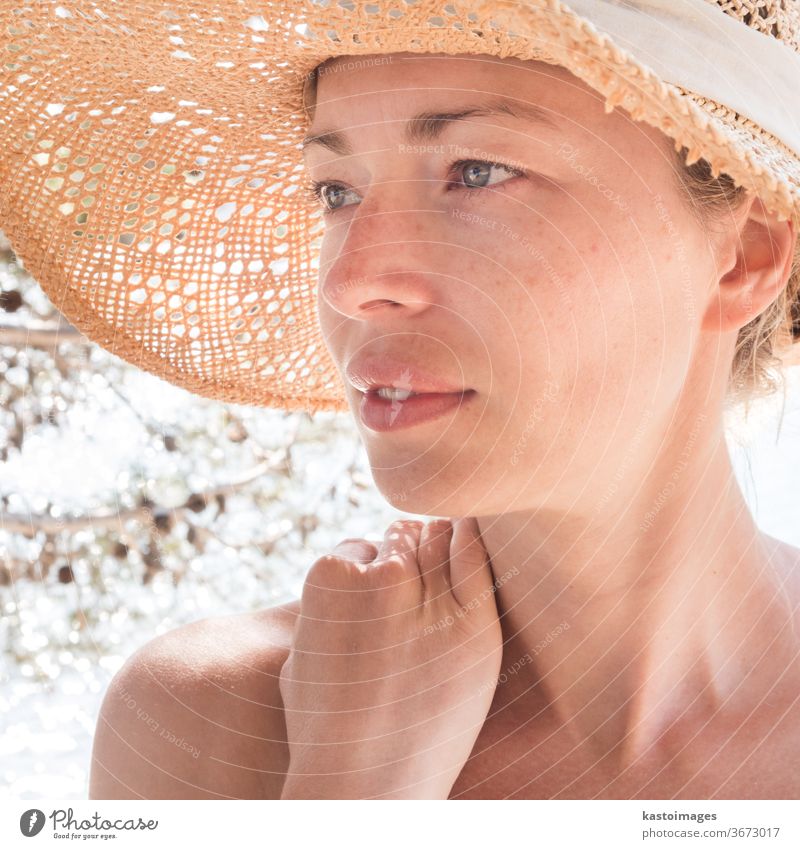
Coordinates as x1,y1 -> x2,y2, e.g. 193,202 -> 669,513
448,516 -> 496,611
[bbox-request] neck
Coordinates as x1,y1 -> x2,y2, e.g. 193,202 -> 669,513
478,415 -> 796,768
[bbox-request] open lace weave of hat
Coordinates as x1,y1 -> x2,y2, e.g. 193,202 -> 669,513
0,0 -> 798,413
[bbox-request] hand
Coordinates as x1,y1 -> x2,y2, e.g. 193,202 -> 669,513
278,517 -> 503,799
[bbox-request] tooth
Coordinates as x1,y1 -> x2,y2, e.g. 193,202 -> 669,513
377,387 -> 414,400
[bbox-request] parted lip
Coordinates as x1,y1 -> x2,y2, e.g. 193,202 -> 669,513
345,354 -> 472,395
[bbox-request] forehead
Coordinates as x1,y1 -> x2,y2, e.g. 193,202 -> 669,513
312,51 -> 588,105
304,51 -> 670,158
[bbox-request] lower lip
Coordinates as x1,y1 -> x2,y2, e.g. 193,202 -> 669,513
358,390 -> 476,432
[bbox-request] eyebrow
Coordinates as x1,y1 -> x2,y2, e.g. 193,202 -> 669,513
301,96 -> 562,156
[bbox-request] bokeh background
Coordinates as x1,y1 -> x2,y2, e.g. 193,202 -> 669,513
1,229 -> 799,798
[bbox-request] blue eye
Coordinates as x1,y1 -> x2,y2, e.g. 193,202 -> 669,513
446,159 -> 525,191
304,181 -> 361,213
304,158 -> 525,214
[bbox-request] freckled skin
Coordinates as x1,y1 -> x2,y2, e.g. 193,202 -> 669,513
90,51 -> 800,801
302,51 -> 800,798
308,51 -> 723,517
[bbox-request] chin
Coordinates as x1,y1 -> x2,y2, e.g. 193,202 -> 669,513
372,482 -> 481,519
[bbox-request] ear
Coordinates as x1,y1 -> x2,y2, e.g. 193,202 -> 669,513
700,195 -> 797,334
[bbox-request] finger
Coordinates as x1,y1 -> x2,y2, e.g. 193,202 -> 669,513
417,519 -> 453,600
448,516 -> 494,611
374,519 -> 423,567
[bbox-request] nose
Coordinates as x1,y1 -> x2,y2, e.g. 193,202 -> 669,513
319,203 -> 442,321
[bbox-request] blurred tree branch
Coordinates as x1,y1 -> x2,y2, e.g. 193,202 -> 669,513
0,319 -> 86,348
0,449 -> 290,536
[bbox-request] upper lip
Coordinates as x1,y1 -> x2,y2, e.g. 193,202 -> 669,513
345,354 -> 472,394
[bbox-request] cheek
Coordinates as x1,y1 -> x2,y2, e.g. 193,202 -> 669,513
315,284 -> 352,375
491,232 -> 698,414
316,293 -> 337,351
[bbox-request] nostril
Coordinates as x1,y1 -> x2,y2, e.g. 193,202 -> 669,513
359,299 -> 400,311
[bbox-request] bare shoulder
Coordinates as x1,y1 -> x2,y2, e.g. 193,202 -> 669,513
89,598 -> 300,800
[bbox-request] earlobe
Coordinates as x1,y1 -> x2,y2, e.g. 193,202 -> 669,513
700,198 -> 796,335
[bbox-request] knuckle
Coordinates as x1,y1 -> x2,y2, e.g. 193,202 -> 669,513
311,552 -> 351,570
305,553 -> 356,589
332,537 -> 376,557
429,517 -> 453,528
300,556 -> 372,614
386,519 -> 423,533
369,554 -> 418,585
426,518 -> 453,538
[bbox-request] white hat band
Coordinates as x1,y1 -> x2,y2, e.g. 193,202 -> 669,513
553,0 -> 800,158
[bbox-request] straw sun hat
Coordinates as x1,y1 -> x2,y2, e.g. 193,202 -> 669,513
1,1 -> 799,414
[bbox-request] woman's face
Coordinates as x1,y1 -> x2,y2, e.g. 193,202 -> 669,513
303,52 -> 722,517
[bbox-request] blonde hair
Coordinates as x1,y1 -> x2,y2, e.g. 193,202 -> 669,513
670,145 -> 800,413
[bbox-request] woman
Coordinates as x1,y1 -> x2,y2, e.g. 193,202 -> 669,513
88,47 -> 800,800
1,2 -> 798,800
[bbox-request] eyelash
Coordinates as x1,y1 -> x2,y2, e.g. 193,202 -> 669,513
302,158 -> 525,213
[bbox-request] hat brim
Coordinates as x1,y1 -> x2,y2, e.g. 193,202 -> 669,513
1,0 -> 797,412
